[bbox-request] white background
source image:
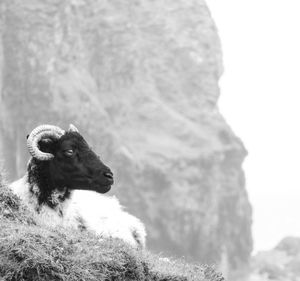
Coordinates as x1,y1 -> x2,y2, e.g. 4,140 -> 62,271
206,0 -> 300,252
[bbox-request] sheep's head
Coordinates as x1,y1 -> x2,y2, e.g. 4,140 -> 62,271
27,124 -> 113,194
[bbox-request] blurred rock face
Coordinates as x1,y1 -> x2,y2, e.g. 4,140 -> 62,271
250,237 -> 300,280
0,0 -> 252,270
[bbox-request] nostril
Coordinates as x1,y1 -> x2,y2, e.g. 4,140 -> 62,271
104,172 -> 114,180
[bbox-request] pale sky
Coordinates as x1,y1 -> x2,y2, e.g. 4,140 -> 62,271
206,0 -> 300,252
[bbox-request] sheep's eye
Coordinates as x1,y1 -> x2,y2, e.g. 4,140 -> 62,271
64,149 -> 74,157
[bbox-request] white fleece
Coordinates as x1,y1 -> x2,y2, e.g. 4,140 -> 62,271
9,176 -> 146,248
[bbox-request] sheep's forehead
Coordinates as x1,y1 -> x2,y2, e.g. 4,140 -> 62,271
59,132 -> 88,149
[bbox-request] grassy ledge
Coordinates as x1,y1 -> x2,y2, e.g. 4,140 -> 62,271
0,178 -> 224,281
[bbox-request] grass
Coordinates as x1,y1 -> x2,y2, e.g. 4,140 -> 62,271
0,176 -> 224,281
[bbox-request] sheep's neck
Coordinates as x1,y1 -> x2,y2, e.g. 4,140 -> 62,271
27,159 -> 71,209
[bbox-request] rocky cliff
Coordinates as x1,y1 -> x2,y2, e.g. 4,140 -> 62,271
0,0 -> 252,272
249,237 -> 300,281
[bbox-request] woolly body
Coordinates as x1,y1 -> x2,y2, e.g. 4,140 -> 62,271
10,175 -> 146,248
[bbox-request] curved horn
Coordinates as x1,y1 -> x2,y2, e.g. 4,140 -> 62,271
68,124 -> 79,133
27,125 -> 65,161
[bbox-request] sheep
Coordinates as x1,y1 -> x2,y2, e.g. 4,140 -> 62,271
9,124 -> 146,248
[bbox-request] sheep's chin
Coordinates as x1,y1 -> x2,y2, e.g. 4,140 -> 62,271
94,185 -> 111,194
67,184 -> 111,194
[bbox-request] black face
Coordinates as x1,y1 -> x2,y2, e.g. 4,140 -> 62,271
39,132 -> 114,193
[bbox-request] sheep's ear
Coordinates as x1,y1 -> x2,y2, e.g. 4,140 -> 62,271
26,134 -> 29,139
68,124 -> 79,133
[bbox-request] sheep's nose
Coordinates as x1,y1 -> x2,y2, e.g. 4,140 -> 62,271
103,171 -> 114,184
